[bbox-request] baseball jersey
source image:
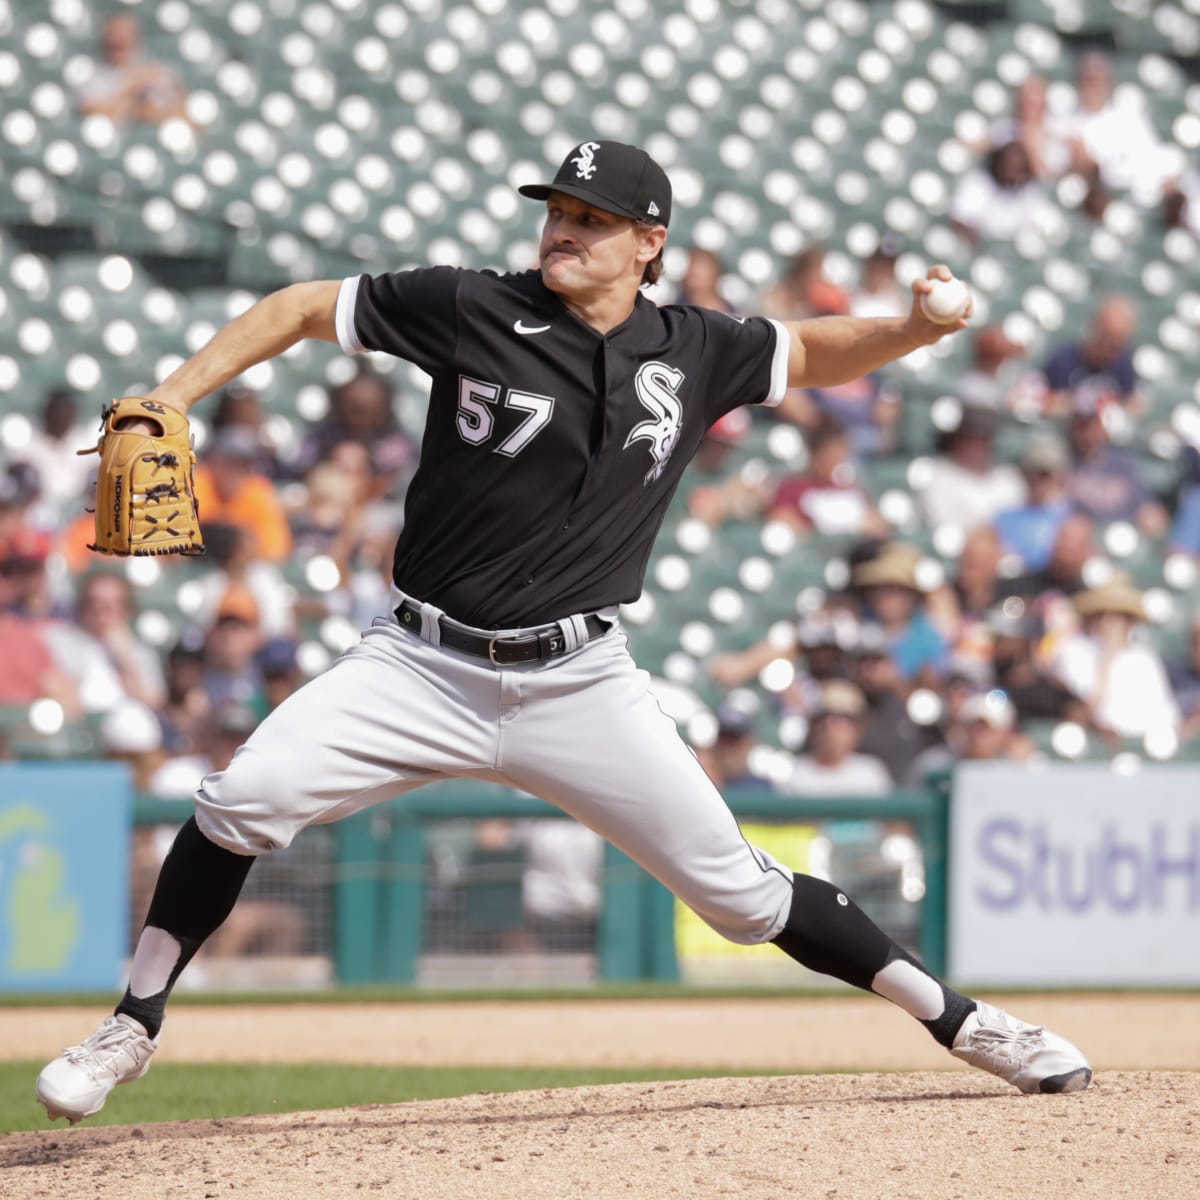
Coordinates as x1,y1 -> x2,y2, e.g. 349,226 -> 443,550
336,267 -> 789,628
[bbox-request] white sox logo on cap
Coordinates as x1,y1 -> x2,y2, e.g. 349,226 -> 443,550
572,141 -> 601,180
518,139 -> 672,227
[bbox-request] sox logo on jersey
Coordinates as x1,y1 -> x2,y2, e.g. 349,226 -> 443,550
625,361 -> 684,485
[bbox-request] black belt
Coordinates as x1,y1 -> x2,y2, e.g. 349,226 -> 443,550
394,599 -> 609,666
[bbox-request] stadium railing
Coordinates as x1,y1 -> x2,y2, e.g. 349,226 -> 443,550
135,777 -> 950,987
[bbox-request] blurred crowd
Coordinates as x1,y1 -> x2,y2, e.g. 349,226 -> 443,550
2,43 -> 1198,809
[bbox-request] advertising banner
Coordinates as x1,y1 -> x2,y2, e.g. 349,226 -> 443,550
950,762 -> 1200,986
0,762 -> 131,991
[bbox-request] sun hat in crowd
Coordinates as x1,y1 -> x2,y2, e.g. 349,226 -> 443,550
1073,573 -> 1146,621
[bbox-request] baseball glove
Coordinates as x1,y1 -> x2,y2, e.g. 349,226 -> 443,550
81,397 -> 205,556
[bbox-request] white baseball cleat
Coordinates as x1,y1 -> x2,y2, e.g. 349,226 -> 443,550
36,1014 -> 159,1124
951,1001 -> 1092,1094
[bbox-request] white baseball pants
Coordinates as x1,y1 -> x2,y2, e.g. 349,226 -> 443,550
195,608 -> 794,945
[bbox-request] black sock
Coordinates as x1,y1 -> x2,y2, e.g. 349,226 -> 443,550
772,874 -> 975,1048
116,817 -> 255,1039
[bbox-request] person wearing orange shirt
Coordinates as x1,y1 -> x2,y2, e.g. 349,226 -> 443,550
191,428 -> 292,562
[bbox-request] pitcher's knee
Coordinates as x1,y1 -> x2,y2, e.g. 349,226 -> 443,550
194,753 -> 302,856
687,871 -> 794,946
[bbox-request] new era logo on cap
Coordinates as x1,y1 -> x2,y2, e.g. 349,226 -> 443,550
519,139 -> 672,227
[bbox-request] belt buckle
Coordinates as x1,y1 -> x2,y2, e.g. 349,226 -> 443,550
487,635 -> 504,666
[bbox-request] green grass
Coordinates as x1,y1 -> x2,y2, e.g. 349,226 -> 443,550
0,983 -> 852,1007
9,981 -> 1194,1009
4,1062 -> 791,1133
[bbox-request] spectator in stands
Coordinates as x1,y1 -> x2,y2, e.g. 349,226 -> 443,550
0,467 -> 31,546
988,609 -> 1085,724
686,410 -> 772,526
776,372 -> 900,460
675,247 -> 736,314
192,428 -> 293,563
73,572 -> 165,708
851,626 -> 939,783
988,75 -> 1072,182
926,526 -> 1007,675
1001,512 -> 1098,658
256,637 -> 303,716
1042,295 -> 1143,417
11,389 -> 93,526
289,459 -> 364,565
1063,392 -> 1166,536
906,691 -> 1031,783
696,698 -> 774,792
208,385 -> 286,477
295,365 -> 416,500
1167,614 -> 1200,741
0,531 -> 79,714
784,680 -> 891,797
1053,574 -> 1178,740
1163,169 -> 1200,236
993,435 -> 1072,571
1058,48 -> 1175,204
851,543 -> 948,687
77,14 -> 189,126
690,408 -> 749,483
0,524 -> 57,619
160,630 -> 211,754
948,141 -> 1052,244
516,819 -> 605,952
767,420 -> 888,539
41,570 -> 160,715
185,522 -> 295,638
758,245 -> 849,321
201,585 -> 266,711
707,609 -> 851,719
849,235 -> 907,318
915,406 -> 1025,535
955,325 -> 1029,411
1168,448 -> 1200,561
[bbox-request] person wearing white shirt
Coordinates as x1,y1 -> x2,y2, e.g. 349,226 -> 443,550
1056,49 -> 1176,205
916,406 -> 1026,535
11,390 -> 95,526
949,141 -> 1052,244
1053,576 -> 1179,740
785,681 -> 892,797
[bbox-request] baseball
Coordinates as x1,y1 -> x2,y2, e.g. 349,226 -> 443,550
920,276 -> 972,325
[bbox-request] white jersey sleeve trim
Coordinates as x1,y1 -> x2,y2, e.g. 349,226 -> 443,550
761,318 -> 790,407
335,275 -> 366,355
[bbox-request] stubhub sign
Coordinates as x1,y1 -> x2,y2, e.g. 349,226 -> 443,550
949,762 -> 1200,986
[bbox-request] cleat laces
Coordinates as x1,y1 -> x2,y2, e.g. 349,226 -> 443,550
61,1020 -> 148,1084
962,1013 -> 1045,1067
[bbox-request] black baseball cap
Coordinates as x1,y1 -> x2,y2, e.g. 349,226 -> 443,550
519,139 -> 671,227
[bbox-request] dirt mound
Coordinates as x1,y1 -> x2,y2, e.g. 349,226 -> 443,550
4,1071 -> 1196,1200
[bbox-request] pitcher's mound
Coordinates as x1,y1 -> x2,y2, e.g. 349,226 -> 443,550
4,1071 -> 1195,1199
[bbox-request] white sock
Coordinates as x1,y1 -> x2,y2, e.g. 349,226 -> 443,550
128,926 -> 185,998
871,958 -> 947,1021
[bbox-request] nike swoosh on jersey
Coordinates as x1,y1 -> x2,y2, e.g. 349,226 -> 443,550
513,320 -> 552,335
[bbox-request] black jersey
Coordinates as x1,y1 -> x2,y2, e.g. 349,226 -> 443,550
336,267 -> 788,628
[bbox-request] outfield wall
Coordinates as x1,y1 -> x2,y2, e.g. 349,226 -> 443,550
3,761 -> 1199,992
